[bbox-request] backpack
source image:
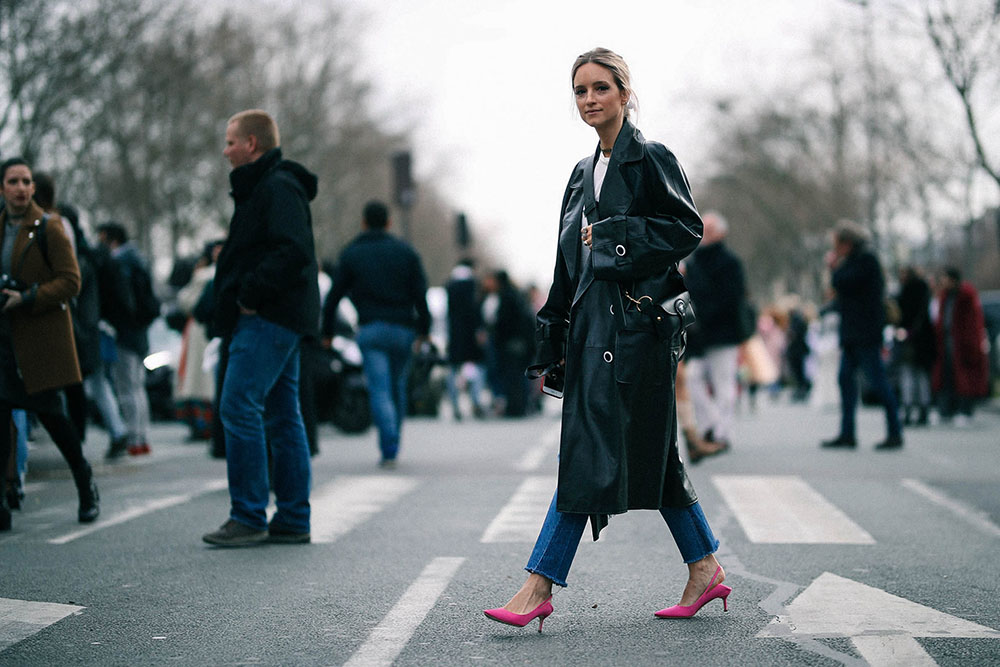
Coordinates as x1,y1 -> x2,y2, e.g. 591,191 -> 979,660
131,263 -> 161,328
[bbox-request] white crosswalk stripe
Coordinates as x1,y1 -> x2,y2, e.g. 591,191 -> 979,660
901,478 -> 1000,539
310,475 -> 418,544
0,598 -> 83,652
48,479 -> 229,545
480,476 -> 555,543
516,424 -> 560,472
713,474 -> 875,544
344,556 -> 465,667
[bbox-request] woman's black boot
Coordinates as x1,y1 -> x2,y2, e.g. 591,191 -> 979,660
72,463 -> 100,524
0,487 -> 11,531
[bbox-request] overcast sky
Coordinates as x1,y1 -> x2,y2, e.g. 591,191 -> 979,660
330,0 -> 865,286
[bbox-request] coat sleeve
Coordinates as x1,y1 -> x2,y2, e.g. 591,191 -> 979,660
237,173 -> 316,312
24,214 -> 81,315
528,172 -> 576,374
590,143 -> 702,282
408,250 -> 432,337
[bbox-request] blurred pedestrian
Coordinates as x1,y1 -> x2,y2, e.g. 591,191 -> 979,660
445,258 -> 486,421
484,269 -> 534,418
484,48 -> 729,630
174,240 -> 223,441
683,211 -> 751,448
96,221 -> 159,457
0,157 -> 99,531
323,200 -> 431,468
932,267 -> 989,424
894,266 -> 935,426
60,205 -> 129,457
821,219 -> 903,450
676,360 -> 728,463
203,109 -> 319,547
784,298 -> 813,402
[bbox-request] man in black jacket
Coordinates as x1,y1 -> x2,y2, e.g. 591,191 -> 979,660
821,219 -> 902,450
202,110 -> 320,547
683,211 -> 750,449
322,201 -> 430,468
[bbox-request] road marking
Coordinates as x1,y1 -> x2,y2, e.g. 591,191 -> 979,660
758,572 -> 1000,666
47,479 -> 228,545
901,478 -> 1000,539
0,598 -> 84,652
480,476 -> 555,543
712,475 -> 875,544
343,556 -> 465,667
310,475 -> 418,544
851,636 -> 937,667
516,424 -> 560,472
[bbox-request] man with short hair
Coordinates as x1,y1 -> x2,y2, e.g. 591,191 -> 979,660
821,219 -> 903,450
322,200 -> 430,468
202,109 -> 320,547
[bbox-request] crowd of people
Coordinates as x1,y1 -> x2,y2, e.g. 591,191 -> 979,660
0,96 -> 994,561
704,221 -> 993,453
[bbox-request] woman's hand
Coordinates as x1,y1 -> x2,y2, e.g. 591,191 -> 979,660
581,225 -> 593,247
1,289 -> 23,312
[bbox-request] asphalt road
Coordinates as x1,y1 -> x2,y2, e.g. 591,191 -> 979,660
2,395 -> 999,666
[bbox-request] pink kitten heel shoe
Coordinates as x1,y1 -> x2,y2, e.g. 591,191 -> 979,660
484,596 -> 554,632
655,566 -> 731,618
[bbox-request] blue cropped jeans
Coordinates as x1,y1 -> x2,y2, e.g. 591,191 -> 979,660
525,492 -> 719,587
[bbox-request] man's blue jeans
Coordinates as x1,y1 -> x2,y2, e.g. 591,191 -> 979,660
838,342 -> 902,439
357,322 -> 416,461
525,492 -> 720,587
221,315 -> 311,532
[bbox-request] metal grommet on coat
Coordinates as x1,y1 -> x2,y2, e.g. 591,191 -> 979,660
609,304 -> 615,315
603,351 -> 613,363
615,244 -> 626,256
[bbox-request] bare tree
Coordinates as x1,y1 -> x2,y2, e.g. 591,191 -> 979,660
922,0 -> 1000,257
0,0 -> 157,165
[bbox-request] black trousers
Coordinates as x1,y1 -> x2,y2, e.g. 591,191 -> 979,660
0,397 -> 87,499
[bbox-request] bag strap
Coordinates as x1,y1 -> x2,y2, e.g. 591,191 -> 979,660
38,213 -> 52,270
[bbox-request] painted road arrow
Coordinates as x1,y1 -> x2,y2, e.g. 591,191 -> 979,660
0,598 -> 84,652
758,572 -> 1000,666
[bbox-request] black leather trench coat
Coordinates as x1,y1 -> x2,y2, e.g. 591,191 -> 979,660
530,120 -> 703,535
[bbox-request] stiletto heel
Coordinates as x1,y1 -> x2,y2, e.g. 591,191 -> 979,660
655,566 -> 732,618
484,596 -> 554,632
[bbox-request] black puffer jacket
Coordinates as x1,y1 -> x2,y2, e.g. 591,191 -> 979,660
214,148 -> 320,338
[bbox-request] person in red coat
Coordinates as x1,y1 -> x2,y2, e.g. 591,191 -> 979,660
932,267 -> 989,421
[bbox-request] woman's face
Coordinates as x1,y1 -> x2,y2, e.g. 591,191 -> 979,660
1,165 -> 35,216
573,63 -> 628,133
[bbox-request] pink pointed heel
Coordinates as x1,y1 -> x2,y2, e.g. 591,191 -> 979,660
654,566 -> 731,618
484,596 -> 554,632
